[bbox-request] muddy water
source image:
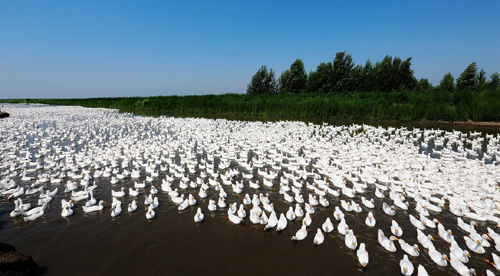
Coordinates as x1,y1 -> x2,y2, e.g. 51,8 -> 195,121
1,165 -> 499,276
0,105 -> 499,276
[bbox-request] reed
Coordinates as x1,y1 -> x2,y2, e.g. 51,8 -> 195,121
3,89 -> 500,122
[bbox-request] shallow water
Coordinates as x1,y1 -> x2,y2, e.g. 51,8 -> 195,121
1,104 -> 500,276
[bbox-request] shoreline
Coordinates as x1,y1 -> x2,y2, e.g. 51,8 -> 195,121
3,102 -> 500,130
120,108 -> 500,130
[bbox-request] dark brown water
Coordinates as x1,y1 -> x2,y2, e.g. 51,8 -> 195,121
2,168 -> 499,276
1,105 -> 499,276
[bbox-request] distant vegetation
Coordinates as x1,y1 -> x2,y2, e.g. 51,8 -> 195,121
2,51 -> 499,122
247,51 -> 500,95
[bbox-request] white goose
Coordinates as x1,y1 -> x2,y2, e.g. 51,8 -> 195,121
23,208 -> 45,222
128,200 -> 137,212
457,218 -> 476,233
177,199 -> 189,211
382,202 -> 396,216
302,212 -> 312,226
338,218 -> 349,235
146,205 -> 155,219
398,238 -> 419,257
111,187 -> 125,198
450,240 -> 470,263
61,206 -> 74,218
417,228 -> 434,249
399,254 -> 414,276
313,228 -> 324,245
409,214 -> 426,231
365,212 -> 376,227
464,236 -> 485,254
129,187 -> 140,197
391,220 -> 403,237
194,207 -> 204,222
294,203 -> 304,217
264,211 -> 278,230
341,200 -> 353,212
276,213 -> 288,231
333,206 -> 345,221
228,211 -> 243,225
345,229 -> 358,250
84,191 -> 96,207
378,229 -> 397,252
450,254 -> 476,276
10,200 -> 23,217
428,242 -> 449,266
286,206 -> 296,221
438,222 -> 455,243
291,224 -> 308,241
322,217 -> 334,233
361,197 -> 375,209
82,200 -> 105,213
208,199 -> 217,211
357,243 -> 369,268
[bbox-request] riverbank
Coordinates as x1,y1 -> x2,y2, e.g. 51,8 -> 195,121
123,109 -> 500,133
2,90 -> 500,123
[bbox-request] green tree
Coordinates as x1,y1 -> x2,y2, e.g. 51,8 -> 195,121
373,55 -> 394,91
456,62 -> 478,90
246,65 -> 278,94
487,72 -> 500,91
307,62 -> 333,93
373,55 -> 416,92
477,69 -> 486,90
279,59 -> 307,93
398,57 -> 417,91
439,73 -> 455,92
356,60 -> 374,91
416,78 -> 433,92
330,51 -> 355,92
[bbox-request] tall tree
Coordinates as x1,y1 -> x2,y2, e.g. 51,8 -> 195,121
374,55 -> 394,91
330,51 -> 355,92
373,55 -> 416,92
477,69 -> 487,90
398,57 -> 417,91
487,72 -> 500,91
356,60 -> 374,91
246,66 -> 278,94
279,59 -> 307,93
439,72 -> 455,92
416,78 -> 433,92
307,62 -> 333,93
456,62 -> 478,90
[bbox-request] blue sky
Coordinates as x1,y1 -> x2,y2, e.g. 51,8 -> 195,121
0,1 -> 499,98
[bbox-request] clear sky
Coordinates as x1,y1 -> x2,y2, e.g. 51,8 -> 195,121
1,1 -> 499,98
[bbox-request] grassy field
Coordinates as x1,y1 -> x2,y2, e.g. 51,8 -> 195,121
2,90 -> 500,122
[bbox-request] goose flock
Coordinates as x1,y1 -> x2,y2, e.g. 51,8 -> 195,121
1,104 -> 500,275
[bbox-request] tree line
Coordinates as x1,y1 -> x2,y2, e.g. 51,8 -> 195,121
247,51 -> 500,94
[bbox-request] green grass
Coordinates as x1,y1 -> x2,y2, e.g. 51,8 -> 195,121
3,90 -> 500,122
